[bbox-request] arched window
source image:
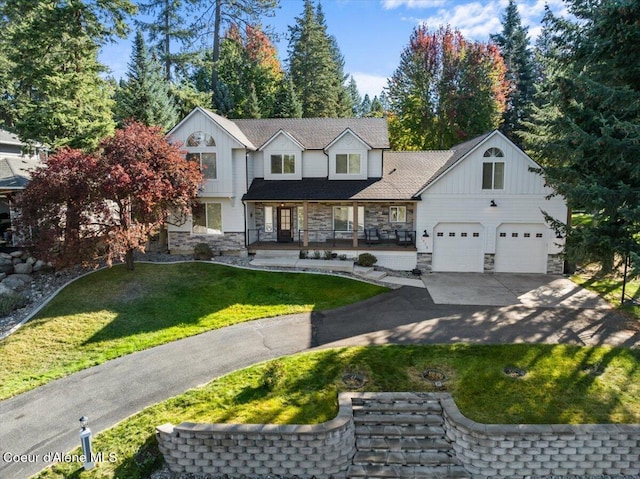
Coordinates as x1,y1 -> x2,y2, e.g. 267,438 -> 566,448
186,131 -> 215,147
483,147 -> 504,157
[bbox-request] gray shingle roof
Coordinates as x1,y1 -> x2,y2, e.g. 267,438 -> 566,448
233,117 -> 389,150
0,156 -> 41,190
0,128 -> 22,146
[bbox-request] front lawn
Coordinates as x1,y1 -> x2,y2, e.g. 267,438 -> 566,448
573,269 -> 640,320
35,344 -> 640,479
0,262 -> 387,399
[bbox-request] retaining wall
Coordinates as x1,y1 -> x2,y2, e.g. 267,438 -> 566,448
156,392 -> 640,478
155,393 -> 356,478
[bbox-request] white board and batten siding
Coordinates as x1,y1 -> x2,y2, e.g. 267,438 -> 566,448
416,131 -> 567,273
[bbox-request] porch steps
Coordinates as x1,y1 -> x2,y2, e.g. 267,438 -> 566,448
347,395 -> 470,479
354,266 -> 387,281
249,255 -> 355,273
254,250 -> 300,259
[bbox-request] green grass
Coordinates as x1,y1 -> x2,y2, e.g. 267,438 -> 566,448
572,270 -> 640,320
35,344 -> 640,479
0,263 -> 387,400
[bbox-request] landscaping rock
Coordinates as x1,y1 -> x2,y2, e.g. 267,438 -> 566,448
0,252 -> 12,260
0,273 -> 6,281
33,260 -> 46,272
10,250 -> 24,258
3,274 -> 33,289
0,264 -> 13,275
14,263 -> 33,275
26,257 -> 36,265
0,283 -> 12,296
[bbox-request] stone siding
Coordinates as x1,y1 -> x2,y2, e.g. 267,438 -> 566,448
441,395 -> 640,477
547,253 -> 564,274
251,202 -> 415,244
483,253 -> 495,273
156,393 -> 356,478
416,252 -> 432,272
169,231 -> 245,254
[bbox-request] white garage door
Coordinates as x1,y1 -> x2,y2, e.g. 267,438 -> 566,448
495,223 -> 547,273
432,223 -> 484,272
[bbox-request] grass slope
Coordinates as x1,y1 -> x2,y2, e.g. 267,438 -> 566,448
35,344 -> 640,479
0,263 -> 386,399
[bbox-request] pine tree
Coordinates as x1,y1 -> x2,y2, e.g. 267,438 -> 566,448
368,96 -> 384,118
522,0 -> 640,276
347,76 -> 362,117
272,75 -> 303,118
137,0 -> 194,81
360,94 -> 372,117
115,30 -> 179,131
490,0 -> 535,141
287,0 -> 349,117
1,1 -> 134,150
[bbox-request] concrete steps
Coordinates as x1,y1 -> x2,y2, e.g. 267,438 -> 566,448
348,395 -> 470,479
353,265 -> 387,280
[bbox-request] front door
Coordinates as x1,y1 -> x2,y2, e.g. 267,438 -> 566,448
277,207 -> 292,242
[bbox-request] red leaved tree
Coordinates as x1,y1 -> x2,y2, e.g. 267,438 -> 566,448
17,122 -> 203,270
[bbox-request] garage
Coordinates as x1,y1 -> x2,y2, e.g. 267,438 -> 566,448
432,223 -> 484,272
495,223 -> 548,273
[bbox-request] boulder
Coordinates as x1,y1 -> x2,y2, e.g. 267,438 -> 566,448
26,257 -> 36,265
14,262 -> 33,274
33,260 -> 46,272
3,275 -> 25,289
0,283 -> 12,295
0,264 -> 13,275
0,257 -> 13,266
10,250 -> 24,258
0,252 -> 12,260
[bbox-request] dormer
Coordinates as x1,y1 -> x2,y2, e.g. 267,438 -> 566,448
261,130 -> 303,180
326,129 -> 371,180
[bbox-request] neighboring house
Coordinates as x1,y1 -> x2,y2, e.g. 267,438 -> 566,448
0,128 -> 44,245
167,107 -> 567,274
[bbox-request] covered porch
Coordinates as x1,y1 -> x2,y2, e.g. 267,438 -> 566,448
245,200 -> 418,252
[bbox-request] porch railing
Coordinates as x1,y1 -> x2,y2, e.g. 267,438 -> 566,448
246,228 -> 416,247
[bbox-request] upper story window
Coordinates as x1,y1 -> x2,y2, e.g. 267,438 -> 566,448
482,148 -> 504,190
186,131 -> 215,147
270,154 -> 296,175
187,152 -> 217,179
336,153 -> 361,174
186,131 -> 216,180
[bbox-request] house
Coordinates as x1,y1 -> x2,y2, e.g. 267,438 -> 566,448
166,107 -> 567,274
0,128 -> 45,244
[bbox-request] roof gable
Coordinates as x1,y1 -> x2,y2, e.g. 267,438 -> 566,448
325,128 -> 372,150
259,129 -> 305,151
167,107 -> 256,150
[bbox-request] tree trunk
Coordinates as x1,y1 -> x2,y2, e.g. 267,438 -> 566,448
210,0 -> 222,108
125,248 -> 135,271
164,0 -> 171,81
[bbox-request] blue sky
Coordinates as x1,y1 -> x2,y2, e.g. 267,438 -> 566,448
99,0 -> 568,98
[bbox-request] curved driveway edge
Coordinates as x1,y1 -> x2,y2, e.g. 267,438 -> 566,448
1,283 -> 638,478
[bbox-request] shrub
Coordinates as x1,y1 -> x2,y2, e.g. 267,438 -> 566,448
339,254 -> 348,261
299,250 -> 309,259
261,359 -> 286,391
324,250 -> 333,260
312,250 -> 321,259
0,292 -> 28,317
357,253 -> 377,267
193,243 -> 214,260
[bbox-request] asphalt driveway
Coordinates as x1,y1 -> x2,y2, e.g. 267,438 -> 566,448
1,275 -> 638,478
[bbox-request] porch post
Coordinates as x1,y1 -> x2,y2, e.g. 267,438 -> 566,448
352,201 -> 359,248
303,201 -> 309,247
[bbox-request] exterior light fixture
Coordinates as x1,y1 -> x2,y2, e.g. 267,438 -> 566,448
422,229 -> 429,238
490,200 -> 497,207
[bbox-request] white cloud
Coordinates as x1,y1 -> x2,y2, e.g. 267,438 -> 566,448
351,72 -> 389,98
414,1 -> 505,41
382,0 -> 446,9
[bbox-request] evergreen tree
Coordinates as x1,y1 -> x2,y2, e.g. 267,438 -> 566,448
360,94 -> 372,117
273,75 -> 303,118
347,76 -> 362,117
1,1 -> 134,150
115,30 -> 178,131
287,0 -> 349,117
490,0 -> 535,141
137,0 -> 195,81
368,96 -> 384,118
522,0 -> 640,276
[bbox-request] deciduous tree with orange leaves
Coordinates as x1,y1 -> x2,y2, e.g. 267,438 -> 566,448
387,25 -> 509,150
17,122 -> 203,270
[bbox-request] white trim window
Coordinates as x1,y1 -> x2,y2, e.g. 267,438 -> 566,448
192,202 -> 222,235
187,152 -> 217,179
270,154 -> 296,175
389,206 -> 407,223
336,153 -> 361,174
333,206 -> 364,232
482,148 -> 504,190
